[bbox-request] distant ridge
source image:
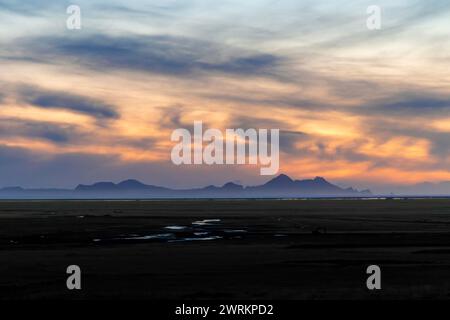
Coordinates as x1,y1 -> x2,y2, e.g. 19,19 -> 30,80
76,179 -> 169,193
0,174 -> 371,199
246,175 -> 368,197
263,174 -> 294,187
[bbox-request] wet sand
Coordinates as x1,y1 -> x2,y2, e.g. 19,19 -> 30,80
0,199 -> 450,300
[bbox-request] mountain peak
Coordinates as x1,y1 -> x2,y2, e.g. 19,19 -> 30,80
265,174 -> 294,187
222,182 -> 244,191
314,176 -> 328,183
117,179 -> 146,189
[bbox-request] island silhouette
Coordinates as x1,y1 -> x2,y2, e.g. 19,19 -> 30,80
0,174 -> 371,199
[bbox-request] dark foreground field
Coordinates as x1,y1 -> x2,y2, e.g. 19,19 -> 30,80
0,199 -> 450,300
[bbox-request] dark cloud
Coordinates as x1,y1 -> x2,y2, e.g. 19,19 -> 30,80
12,34 -> 281,77
279,130 -> 308,151
0,116 -> 158,152
158,105 -> 187,130
206,54 -> 279,74
0,118 -> 81,143
348,91 -> 450,120
17,86 -> 119,120
372,95 -> 450,113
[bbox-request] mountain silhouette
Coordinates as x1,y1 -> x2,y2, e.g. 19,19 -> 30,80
264,174 -> 294,187
246,175 -> 363,197
76,179 -> 169,192
117,179 -> 148,189
0,174 -> 371,199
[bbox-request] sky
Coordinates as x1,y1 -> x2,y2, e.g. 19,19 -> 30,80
1,0 -> 450,191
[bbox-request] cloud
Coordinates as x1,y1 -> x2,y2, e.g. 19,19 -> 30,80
17,86 -> 119,120
0,0 -> 57,15
211,113 -> 310,155
308,0 -> 450,51
206,54 -> 279,74
371,95 -> 450,114
0,118 -> 82,143
11,34 -> 282,77
204,92 -> 336,112
0,115 -> 158,152
158,105 -> 187,130
362,116 -> 450,159
92,3 -> 172,19
344,91 -> 450,122
228,115 -> 292,130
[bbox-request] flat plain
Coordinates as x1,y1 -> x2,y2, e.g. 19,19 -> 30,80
0,199 -> 449,300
